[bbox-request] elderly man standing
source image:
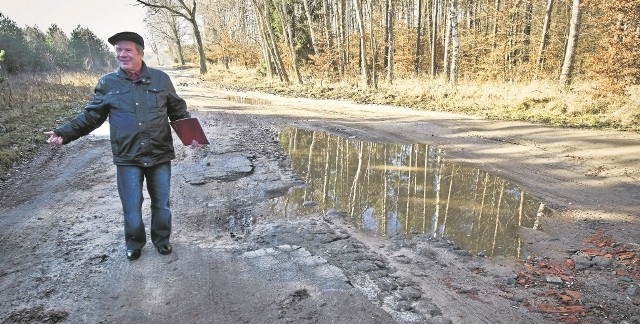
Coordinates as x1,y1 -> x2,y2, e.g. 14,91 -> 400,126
45,31 -> 191,260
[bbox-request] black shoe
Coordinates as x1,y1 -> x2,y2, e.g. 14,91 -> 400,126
126,249 -> 141,260
156,243 -> 172,255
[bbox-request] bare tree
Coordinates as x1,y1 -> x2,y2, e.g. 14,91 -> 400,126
443,0 -> 452,78
367,0 -> 378,89
448,0 -> 459,85
536,0 -> 554,70
334,0 -> 347,78
522,0 -> 533,63
251,0 -> 289,83
354,0 -> 371,87
559,0 -> 581,86
136,0 -> 208,74
145,31 -> 162,65
385,0 -> 394,84
145,7 -> 187,65
414,0 -> 423,76
275,0 -> 303,84
430,0 -> 439,77
491,0 -> 501,52
300,0 -> 319,54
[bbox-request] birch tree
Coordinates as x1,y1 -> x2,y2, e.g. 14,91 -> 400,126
251,0 -> 289,83
559,0 -> 581,86
414,0 -> 423,76
430,0 -> 439,77
368,0 -> 378,89
275,0 -> 303,84
301,0 -> 318,54
385,0 -> 395,84
536,0 -> 554,70
354,0 -> 371,86
448,0 -> 459,85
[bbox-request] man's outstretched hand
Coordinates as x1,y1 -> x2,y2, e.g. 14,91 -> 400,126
44,131 -> 64,145
191,140 -> 202,148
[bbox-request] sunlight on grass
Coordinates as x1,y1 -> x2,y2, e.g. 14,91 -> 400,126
0,71 -> 98,176
202,65 -> 639,132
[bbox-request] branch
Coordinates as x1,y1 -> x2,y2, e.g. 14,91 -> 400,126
136,0 -> 190,21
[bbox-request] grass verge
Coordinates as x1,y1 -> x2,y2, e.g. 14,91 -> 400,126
0,72 -> 97,177
201,65 -> 640,132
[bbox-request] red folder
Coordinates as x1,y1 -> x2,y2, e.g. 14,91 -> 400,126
170,117 -> 210,145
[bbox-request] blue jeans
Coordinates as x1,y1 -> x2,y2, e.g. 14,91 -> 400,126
116,162 -> 172,250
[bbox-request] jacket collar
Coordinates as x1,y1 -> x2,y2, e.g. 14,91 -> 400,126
117,61 -> 151,84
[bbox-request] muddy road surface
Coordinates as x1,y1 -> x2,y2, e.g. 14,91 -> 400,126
1,67 -> 639,323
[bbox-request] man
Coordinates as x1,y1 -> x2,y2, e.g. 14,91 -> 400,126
45,31 -> 191,261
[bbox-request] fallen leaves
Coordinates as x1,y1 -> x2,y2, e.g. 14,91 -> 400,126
521,227 -> 640,322
581,229 -> 640,278
538,304 -> 587,313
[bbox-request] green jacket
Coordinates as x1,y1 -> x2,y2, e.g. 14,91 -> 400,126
55,62 -> 190,167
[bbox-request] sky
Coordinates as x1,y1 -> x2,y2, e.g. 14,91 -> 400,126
1,0 -> 149,44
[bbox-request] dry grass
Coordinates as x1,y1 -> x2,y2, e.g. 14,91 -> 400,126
202,65 -> 640,132
0,72 -> 98,176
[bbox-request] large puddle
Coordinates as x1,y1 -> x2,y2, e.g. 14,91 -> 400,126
267,128 -> 548,258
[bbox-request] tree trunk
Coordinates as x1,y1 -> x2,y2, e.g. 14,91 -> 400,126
276,0 -> 303,84
180,0 -> 207,74
536,0 -> 554,70
334,0 -> 347,78
414,0 -> 423,76
491,0 -> 501,51
321,0 -> 334,49
252,1 -> 274,78
301,0 -> 319,54
560,0 -> 581,86
430,0 -> 439,77
354,0 -> 371,87
385,0 -> 395,84
368,0 -> 378,89
171,18 -> 186,65
522,0 -> 533,63
253,0 -> 289,83
443,0 -> 452,78
190,16 -> 208,74
449,0 -> 459,85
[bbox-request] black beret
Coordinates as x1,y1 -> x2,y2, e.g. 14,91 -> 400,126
108,31 -> 144,49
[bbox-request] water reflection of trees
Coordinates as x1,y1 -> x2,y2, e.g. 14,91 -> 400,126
274,128 -> 545,258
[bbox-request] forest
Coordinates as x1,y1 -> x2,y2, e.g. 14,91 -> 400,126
138,0 -> 639,131
0,15 -> 114,73
137,0 -> 640,90
2,1 -> 638,91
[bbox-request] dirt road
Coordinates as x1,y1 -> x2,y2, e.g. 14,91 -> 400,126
1,67 -> 639,323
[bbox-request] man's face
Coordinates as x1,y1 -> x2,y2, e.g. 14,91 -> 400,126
114,40 -> 143,73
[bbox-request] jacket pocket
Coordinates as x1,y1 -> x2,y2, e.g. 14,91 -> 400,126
145,87 -> 167,108
105,87 -> 133,111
